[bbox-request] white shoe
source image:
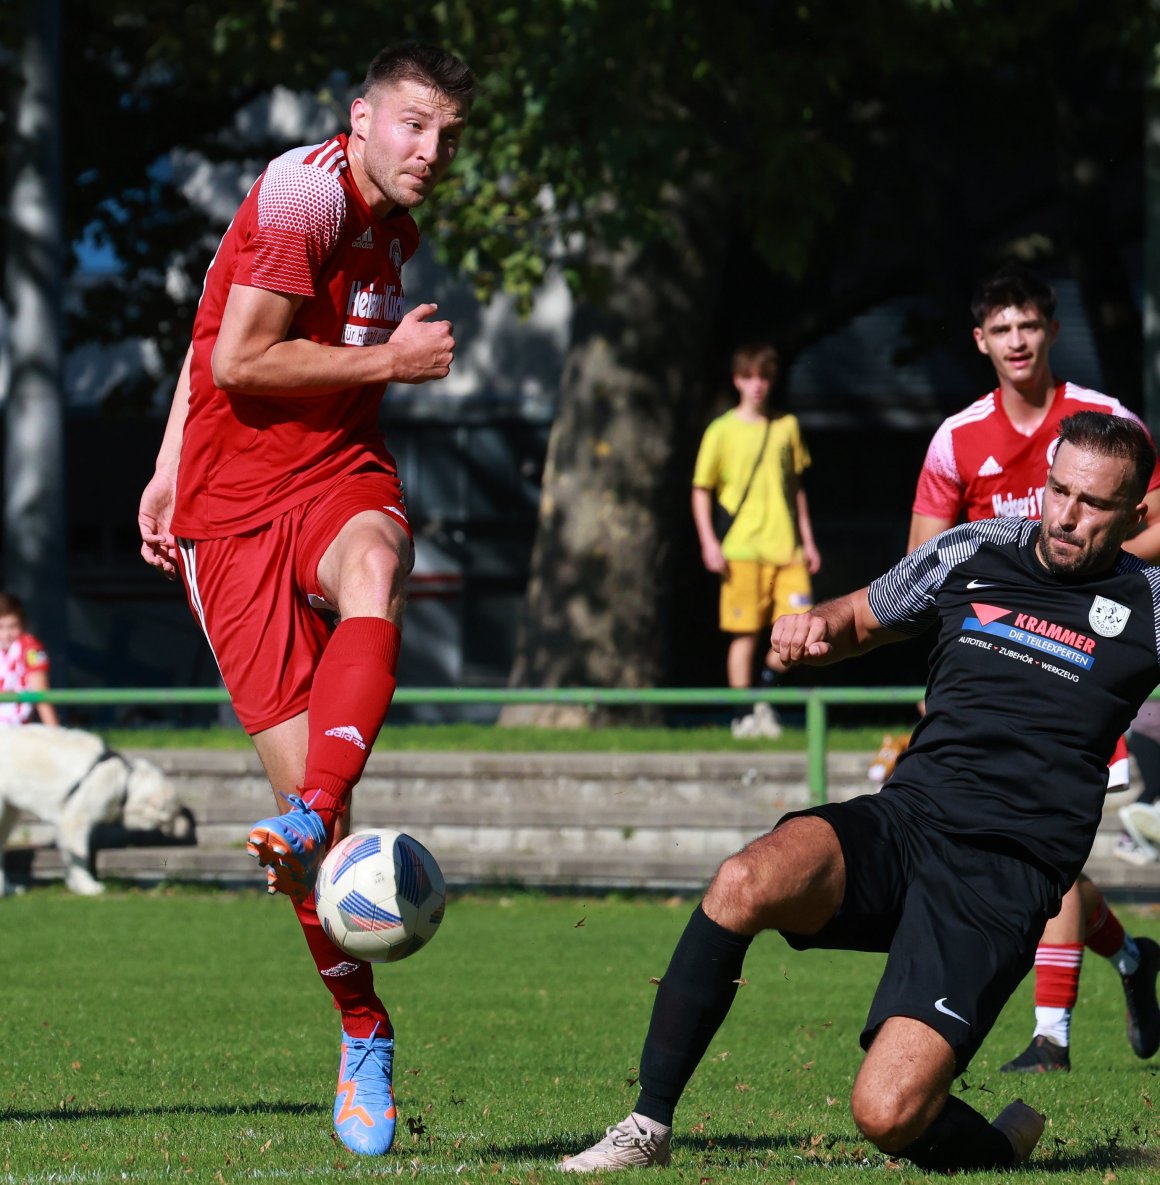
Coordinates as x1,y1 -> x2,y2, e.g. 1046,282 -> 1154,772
560,1114 -> 672,1172
731,702 -> 781,740
1114,831 -> 1158,866
991,1099 -> 1045,1165
1119,803 -> 1160,861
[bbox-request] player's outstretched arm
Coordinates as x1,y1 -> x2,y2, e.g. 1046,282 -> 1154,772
211,285 -> 455,395
770,588 -> 894,669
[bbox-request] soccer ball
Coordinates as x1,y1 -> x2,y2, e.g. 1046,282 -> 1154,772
315,828 -> 446,963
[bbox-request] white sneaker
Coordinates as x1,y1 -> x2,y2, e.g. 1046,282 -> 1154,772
991,1099 -> 1045,1165
560,1114 -> 672,1172
1119,803 -> 1160,861
731,702 -> 782,740
1114,831 -> 1158,866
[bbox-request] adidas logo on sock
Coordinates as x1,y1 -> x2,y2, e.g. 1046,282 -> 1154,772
352,227 -> 374,249
977,455 -> 1004,476
322,961 -> 361,977
325,724 -> 367,750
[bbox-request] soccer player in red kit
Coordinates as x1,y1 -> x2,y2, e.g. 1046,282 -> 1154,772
137,44 -> 473,1155
909,265 -> 1160,1072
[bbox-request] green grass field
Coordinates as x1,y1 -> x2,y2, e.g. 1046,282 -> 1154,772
1,889 -> 1158,1183
97,723 -> 910,753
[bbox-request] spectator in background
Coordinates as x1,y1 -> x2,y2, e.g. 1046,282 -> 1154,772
691,344 -> 821,739
0,592 -> 59,727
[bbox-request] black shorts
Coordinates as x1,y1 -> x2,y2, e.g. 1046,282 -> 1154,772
778,793 -> 1063,1072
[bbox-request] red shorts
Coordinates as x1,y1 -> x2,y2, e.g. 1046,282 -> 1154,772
175,467 -> 411,734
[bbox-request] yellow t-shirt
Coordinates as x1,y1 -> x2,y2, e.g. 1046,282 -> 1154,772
692,410 -> 811,564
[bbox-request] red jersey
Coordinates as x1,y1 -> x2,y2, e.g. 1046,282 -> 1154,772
912,382 -> 1160,523
0,631 -> 49,726
172,133 -> 420,539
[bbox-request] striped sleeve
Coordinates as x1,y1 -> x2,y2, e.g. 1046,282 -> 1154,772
868,518 -> 1033,636
1127,556 -> 1160,671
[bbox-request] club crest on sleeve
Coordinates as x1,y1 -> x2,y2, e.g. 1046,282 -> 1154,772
1089,596 -> 1130,638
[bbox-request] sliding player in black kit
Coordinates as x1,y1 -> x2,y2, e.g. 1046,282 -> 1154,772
560,411 -> 1160,1174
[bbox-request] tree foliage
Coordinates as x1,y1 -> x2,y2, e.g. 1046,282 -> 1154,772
5,0 -> 1156,387
4,0 -> 1160,697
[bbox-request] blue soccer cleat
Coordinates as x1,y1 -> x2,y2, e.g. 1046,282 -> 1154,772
246,793 -> 327,901
334,1025 -> 396,1155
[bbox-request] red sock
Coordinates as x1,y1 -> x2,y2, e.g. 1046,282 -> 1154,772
1085,897 -> 1127,958
303,618 -> 401,840
1033,943 -> 1083,1007
292,896 -> 391,1038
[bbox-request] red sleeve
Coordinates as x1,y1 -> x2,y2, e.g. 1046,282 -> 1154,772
911,421 -> 965,520
20,633 -> 49,674
235,160 -> 348,298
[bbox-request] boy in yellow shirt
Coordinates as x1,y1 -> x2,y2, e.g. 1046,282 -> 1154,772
691,344 -> 821,736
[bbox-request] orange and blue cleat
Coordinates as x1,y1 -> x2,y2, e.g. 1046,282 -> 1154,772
246,793 -> 327,901
334,1025 -> 396,1155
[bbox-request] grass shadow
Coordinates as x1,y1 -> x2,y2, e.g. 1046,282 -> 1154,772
0,1099 -> 326,1124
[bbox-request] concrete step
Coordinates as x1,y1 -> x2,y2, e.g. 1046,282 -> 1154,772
5,749 -> 1160,896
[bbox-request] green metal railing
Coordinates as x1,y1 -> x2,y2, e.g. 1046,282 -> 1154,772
0,685 -> 928,803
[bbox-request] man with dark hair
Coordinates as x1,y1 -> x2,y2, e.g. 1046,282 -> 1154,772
967,262 -> 1057,328
137,43 -> 472,1156
562,412 -> 1160,1173
903,264 -> 1160,1073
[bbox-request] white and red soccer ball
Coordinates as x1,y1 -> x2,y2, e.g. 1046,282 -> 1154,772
314,828 -> 446,963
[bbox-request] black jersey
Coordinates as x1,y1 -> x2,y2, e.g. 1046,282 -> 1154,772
867,518 -> 1160,883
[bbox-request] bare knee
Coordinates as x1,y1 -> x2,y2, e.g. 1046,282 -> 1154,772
851,1019 -> 954,1152
706,851 -> 771,931
357,544 -> 407,601
331,539 -> 408,619
850,1079 -> 938,1152
703,816 -> 844,934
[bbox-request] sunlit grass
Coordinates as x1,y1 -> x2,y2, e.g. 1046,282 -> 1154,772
98,723 -> 911,752
1,889 -> 1157,1183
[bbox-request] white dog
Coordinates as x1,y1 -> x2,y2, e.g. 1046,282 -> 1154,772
0,724 -> 191,896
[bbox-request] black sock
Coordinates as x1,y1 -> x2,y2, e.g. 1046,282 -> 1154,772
1130,733 -> 1160,807
898,1096 -> 1014,1172
635,905 -> 753,1126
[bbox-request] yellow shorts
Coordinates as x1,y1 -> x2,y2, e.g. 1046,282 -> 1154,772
720,558 -> 813,634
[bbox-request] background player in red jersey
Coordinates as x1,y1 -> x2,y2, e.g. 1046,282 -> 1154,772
907,265 -> 1160,1072
137,44 -> 473,1156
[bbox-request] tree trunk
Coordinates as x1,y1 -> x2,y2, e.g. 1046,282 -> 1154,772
502,186 -> 726,727
1144,81 -> 1160,436
1055,70 -> 1143,406
4,0 -> 67,658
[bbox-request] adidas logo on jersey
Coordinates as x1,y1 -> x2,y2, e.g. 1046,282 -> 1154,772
325,724 -> 367,750
977,455 -> 1004,477
352,227 -> 374,249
